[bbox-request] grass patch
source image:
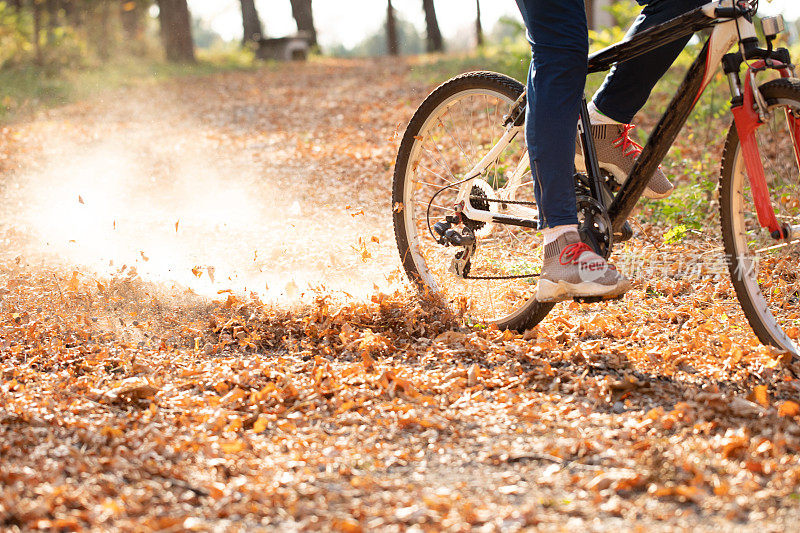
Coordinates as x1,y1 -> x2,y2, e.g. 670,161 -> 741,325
642,175 -> 717,230
0,49 -> 257,122
407,45 -> 530,86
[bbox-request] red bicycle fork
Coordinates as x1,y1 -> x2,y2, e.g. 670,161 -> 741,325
731,60 -> 800,239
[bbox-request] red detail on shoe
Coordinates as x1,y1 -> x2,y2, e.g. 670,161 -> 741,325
558,242 -> 594,265
612,124 -> 644,159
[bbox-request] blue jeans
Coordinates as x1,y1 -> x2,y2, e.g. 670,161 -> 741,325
515,0 -> 707,228
594,0 -> 709,123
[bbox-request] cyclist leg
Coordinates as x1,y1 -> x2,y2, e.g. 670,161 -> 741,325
578,0 -> 707,199
592,0 -> 709,123
515,0 -> 630,301
515,0 -> 587,229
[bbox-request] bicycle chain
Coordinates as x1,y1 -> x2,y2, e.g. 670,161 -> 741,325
460,187 -> 600,280
469,196 -> 536,207
464,272 -> 541,280
461,195 -> 541,280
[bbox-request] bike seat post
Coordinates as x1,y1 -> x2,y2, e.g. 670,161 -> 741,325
577,96 -> 606,207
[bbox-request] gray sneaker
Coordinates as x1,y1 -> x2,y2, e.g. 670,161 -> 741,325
575,124 -> 674,199
536,231 -> 631,302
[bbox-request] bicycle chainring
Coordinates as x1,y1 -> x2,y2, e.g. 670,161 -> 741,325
574,170 -> 618,201
574,171 -> 634,244
576,195 -> 613,259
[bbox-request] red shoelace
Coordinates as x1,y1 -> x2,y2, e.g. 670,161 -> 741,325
612,123 -> 644,158
558,242 -> 593,265
558,242 -> 617,271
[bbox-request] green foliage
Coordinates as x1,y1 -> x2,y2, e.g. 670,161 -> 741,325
0,2 -> 31,69
643,174 -> 717,230
412,1 -> 646,88
39,24 -> 88,70
192,16 -> 227,50
489,16 -> 525,43
790,40 -> 800,61
663,224 -> 688,244
0,1 -> 218,72
409,39 -> 531,86
588,0 -> 641,51
0,1 -> 110,72
605,0 -> 641,29
0,65 -> 70,118
0,53 -> 256,121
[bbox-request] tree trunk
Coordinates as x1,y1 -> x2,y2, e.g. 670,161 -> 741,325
96,0 -> 111,61
120,0 -> 144,41
386,0 -> 399,56
289,0 -> 317,48
475,0 -> 484,47
62,0 -> 82,29
239,0 -> 263,43
8,0 -> 22,10
32,0 -> 43,66
422,0 -> 443,53
46,0 -> 59,35
585,0 -> 595,30
156,0 -> 195,62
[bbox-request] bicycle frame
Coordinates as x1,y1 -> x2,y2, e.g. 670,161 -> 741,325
455,0 -> 799,243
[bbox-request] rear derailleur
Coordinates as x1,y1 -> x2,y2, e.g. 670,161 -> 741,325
433,215 -> 476,278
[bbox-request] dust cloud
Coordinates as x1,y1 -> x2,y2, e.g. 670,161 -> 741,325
3,85 -> 402,305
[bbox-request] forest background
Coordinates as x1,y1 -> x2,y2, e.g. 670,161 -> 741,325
4,1 -> 800,530
1,0 -> 798,122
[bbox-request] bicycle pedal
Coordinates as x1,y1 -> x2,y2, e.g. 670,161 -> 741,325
615,220 -> 634,243
572,296 -> 604,304
572,293 -> 626,304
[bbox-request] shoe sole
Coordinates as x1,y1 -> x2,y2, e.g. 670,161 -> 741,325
574,155 -> 673,200
535,278 -> 631,303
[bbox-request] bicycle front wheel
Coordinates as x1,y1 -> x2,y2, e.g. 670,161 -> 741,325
392,71 -> 554,331
720,78 -> 800,355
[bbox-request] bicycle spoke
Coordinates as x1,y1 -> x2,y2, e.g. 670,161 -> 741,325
755,239 -> 800,254
394,74 -> 549,326
412,199 -> 455,212
437,114 -> 474,169
725,94 -> 800,353
419,143 -> 460,182
412,177 -> 454,190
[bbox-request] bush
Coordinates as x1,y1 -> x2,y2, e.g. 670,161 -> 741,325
0,2 -> 30,69
0,2 -> 89,71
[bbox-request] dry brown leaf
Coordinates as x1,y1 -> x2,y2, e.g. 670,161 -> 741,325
778,400 -> 800,417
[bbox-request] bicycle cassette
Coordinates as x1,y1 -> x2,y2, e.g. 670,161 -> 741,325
463,179 -> 497,235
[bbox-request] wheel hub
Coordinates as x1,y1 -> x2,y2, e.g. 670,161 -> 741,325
463,179 -> 497,234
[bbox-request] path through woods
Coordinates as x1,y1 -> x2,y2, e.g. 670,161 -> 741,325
1,58 -> 799,530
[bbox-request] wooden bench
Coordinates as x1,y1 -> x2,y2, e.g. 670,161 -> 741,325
257,33 -> 311,61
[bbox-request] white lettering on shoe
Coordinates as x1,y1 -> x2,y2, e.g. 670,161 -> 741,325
557,242 -> 609,283
578,258 -> 609,282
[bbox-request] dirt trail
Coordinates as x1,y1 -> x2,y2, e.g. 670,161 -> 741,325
1,58 -> 417,302
2,59 -> 800,531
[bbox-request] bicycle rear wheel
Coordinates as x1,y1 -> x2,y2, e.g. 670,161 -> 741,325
392,72 -> 555,331
720,78 -> 800,355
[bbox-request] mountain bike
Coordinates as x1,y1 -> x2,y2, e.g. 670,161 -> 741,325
392,0 -> 800,356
